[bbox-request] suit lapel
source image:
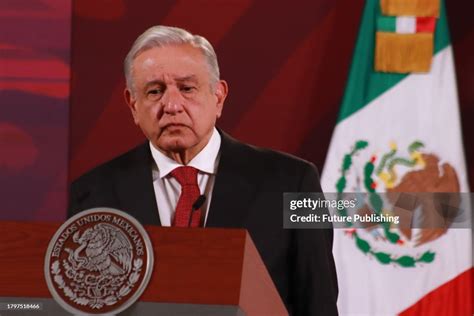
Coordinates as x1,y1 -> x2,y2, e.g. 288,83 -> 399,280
113,143 -> 161,226
206,131 -> 257,228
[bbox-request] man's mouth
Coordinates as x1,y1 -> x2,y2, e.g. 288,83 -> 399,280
166,123 -> 184,126
162,123 -> 188,131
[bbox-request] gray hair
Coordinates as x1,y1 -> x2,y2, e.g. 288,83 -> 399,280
124,25 -> 220,93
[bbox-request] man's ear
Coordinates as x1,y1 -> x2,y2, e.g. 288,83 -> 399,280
215,80 -> 228,118
124,88 -> 139,125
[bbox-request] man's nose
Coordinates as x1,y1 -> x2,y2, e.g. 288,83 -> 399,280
162,87 -> 184,114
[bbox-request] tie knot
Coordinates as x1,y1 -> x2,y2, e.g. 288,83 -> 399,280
171,166 -> 199,186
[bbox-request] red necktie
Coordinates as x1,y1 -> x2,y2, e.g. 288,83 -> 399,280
171,166 -> 201,227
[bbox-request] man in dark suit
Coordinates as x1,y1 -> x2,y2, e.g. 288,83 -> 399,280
69,25 -> 338,315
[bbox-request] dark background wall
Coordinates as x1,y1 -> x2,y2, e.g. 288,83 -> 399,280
0,0 -> 472,221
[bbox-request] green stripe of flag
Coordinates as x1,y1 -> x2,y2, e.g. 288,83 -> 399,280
337,0 -> 450,123
377,16 -> 396,32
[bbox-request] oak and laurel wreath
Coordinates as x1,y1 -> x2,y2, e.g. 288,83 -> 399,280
336,140 -> 435,267
51,258 -> 143,309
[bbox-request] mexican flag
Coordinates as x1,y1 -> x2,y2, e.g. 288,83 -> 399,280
321,0 -> 472,315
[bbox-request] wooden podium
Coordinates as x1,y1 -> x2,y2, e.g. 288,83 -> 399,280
0,221 -> 288,315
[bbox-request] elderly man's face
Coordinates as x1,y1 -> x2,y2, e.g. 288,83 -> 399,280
125,44 -> 227,163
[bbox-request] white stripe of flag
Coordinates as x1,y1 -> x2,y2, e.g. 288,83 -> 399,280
396,16 -> 417,34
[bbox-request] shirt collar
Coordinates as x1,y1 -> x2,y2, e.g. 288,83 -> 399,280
149,127 -> 221,179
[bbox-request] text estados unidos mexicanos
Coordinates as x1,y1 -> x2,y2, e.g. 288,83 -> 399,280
289,198 -> 356,211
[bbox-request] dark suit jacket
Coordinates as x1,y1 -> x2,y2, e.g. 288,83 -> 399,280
68,131 -> 338,316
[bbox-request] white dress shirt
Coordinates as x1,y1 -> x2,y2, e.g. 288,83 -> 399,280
149,128 -> 221,227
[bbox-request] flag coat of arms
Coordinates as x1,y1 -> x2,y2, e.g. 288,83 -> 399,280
321,0 -> 472,314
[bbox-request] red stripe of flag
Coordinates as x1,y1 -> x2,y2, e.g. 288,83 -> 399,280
416,17 -> 436,33
399,268 -> 473,316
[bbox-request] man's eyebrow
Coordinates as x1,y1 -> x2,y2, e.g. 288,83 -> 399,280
175,75 -> 198,83
143,75 -> 198,89
144,80 -> 164,89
